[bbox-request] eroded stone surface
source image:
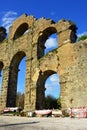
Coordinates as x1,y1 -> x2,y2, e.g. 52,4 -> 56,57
0,14 -> 86,112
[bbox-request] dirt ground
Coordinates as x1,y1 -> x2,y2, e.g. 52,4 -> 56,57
0,116 -> 87,130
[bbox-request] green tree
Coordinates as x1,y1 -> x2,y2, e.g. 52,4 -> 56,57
16,92 -> 24,109
45,95 -> 57,109
77,35 -> 87,41
57,97 -> 61,110
45,95 -> 61,109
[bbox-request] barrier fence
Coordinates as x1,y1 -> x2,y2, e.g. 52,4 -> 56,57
68,107 -> 87,118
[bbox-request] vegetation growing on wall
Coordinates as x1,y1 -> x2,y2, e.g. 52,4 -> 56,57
77,35 -> 87,41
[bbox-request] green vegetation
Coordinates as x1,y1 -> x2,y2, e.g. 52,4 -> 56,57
45,95 -> 61,109
16,92 -> 61,110
16,92 -> 24,109
77,35 -> 87,41
6,111 -> 20,116
57,97 -> 61,110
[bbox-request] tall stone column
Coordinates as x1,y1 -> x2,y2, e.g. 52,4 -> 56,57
24,58 -> 32,111
0,66 -> 10,111
24,58 -> 39,111
30,82 -> 37,110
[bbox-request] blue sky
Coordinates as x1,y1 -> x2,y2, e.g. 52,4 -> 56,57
0,0 -> 87,98
0,0 -> 87,35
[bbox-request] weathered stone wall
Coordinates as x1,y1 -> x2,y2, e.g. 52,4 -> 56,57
0,13 -> 86,112
58,41 -> 87,109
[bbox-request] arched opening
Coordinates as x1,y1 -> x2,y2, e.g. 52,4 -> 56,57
13,23 -> 29,40
0,61 -> 4,95
16,57 -> 26,109
45,33 -> 58,55
45,73 -> 60,109
7,51 -> 26,109
45,74 -> 60,98
37,27 -> 58,59
36,70 -> 60,110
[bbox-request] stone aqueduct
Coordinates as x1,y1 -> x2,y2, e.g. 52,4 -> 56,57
0,14 -> 87,112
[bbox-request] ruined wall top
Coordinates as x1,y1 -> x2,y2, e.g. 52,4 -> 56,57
0,27 -> 6,43
3,14 -> 77,46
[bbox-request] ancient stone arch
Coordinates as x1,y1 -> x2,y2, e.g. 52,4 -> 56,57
0,13 -> 87,112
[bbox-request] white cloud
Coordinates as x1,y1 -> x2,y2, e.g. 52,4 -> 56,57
49,74 -> 60,84
3,11 -> 17,18
45,80 -> 60,98
45,82 -> 59,92
45,82 -> 52,91
45,74 -> 60,98
45,37 -> 58,49
1,11 -> 18,33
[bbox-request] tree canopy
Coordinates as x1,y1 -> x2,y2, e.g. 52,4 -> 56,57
77,35 -> 87,41
45,95 -> 61,109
